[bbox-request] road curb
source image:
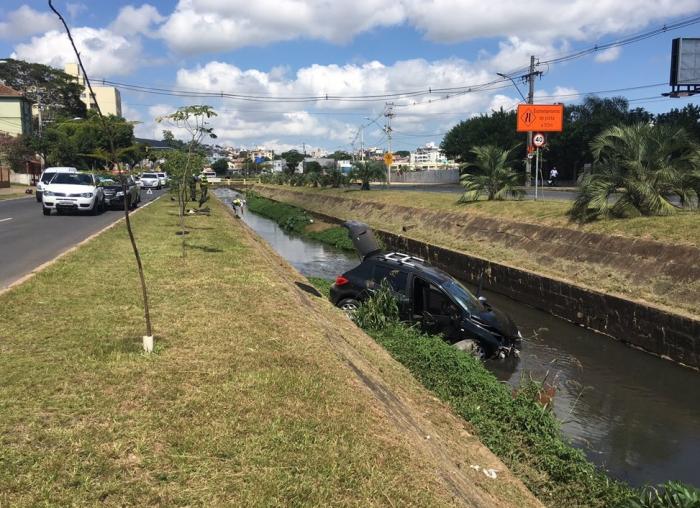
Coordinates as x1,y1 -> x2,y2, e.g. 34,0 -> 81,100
0,195 -> 162,296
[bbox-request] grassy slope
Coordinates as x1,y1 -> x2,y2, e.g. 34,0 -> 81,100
254,185 -> 700,248
0,197 -> 538,506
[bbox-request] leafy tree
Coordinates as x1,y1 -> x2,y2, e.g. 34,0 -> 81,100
322,167 -> 348,188
161,129 -> 186,149
328,150 -> 352,161
570,123 -> 700,221
459,145 -> 524,202
0,134 -> 34,172
655,104 -> 700,142
349,161 -> 386,190
0,58 -> 87,120
211,157 -> 229,175
280,150 -> 304,175
394,150 -> 410,157
441,108 -> 520,164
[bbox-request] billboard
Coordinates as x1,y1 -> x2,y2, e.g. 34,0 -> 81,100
516,104 -> 564,132
670,38 -> 700,86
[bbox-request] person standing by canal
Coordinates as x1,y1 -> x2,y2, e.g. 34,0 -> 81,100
189,173 -> 197,201
199,173 -> 209,204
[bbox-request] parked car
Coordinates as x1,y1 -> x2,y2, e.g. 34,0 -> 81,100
139,172 -> 161,189
99,176 -> 141,209
42,172 -> 105,216
330,221 -> 522,359
36,167 -> 78,202
156,172 -> 168,187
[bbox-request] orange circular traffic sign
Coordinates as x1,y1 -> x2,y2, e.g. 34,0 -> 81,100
383,152 -> 394,166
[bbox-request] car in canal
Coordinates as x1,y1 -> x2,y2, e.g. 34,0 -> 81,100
99,175 -> 141,209
330,221 -> 522,359
41,172 -> 105,216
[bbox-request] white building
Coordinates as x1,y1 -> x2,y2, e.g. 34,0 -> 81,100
65,63 -> 122,117
409,142 -> 455,170
270,160 -> 286,173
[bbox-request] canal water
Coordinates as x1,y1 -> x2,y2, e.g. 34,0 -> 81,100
216,188 -> 700,488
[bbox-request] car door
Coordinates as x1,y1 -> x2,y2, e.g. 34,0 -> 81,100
371,263 -> 410,319
411,276 -> 461,340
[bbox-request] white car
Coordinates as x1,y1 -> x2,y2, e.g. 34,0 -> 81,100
36,167 -> 77,202
42,172 -> 105,216
140,172 -> 161,189
156,172 -> 168,187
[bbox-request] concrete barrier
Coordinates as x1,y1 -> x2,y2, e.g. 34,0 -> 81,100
389,169 -> 460,184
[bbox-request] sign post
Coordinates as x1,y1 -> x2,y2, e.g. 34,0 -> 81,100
517,105 -> 562,199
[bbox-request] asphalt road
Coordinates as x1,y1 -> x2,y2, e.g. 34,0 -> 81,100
0,188 -> 165,289
380,183 -> 579,201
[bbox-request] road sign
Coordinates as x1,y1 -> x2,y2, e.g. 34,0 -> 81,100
383,152 -> 394,166
146,189 -> 153,195
533,132 -> 546,147
517,104 -> 564,132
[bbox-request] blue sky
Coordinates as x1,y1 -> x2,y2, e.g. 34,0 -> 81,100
1,0 -> 700,153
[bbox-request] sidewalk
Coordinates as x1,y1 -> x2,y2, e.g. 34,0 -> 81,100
0,184 -> 32,200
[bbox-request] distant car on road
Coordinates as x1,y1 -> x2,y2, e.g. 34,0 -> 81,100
100,176 -> 141,209
139,172 -> 161,189
36,167 -> 78,202
330,221 -> 522,359
42,172 -> 105,216
156,172 -> 168,187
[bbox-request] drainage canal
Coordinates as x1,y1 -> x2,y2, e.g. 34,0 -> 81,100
216,188 -> 700,488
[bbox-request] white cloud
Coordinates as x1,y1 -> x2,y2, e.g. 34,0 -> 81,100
66,2 -> 88,19
159,0 -> 405,54
11,27 -> 142,77
594,46 -> 622,63
157,0 -> 700,54
110,4 -> 165,36
0,5 -> 60,40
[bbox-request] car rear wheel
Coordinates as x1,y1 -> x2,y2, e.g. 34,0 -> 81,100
337,298 -> 360,316
42,207 -> 51,216
453,339 -> 488,359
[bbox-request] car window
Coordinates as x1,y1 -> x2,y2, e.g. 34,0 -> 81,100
425,283 -> 455,315
142,173 -> 157,178
443,280 -> 484,315
51,173 -> 94,185
372,264 -> 408,293
41,173 -> 55,183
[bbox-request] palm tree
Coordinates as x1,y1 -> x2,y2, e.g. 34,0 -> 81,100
459,145 -> 523,202
570,123 -> 700,221
349,161 -> 386,190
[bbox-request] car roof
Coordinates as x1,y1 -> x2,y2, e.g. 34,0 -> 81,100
364,252 -> 452,285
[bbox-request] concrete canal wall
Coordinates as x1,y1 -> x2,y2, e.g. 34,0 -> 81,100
247,185 -> 700,370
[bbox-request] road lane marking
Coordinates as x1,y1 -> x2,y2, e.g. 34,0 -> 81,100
0,217 -> 13,223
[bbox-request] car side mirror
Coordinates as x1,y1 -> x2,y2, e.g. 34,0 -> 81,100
478,296 -> 487,304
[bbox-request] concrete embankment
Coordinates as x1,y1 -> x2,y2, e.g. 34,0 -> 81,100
247,185 -> 700,370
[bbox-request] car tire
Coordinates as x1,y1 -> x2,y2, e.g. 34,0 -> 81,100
90,201 -> 99,215
36,194 -> 42,203
453,339 -> 488,359
56,208 -> 64,216
42,207 -> 51,216
337,298 -> 360,316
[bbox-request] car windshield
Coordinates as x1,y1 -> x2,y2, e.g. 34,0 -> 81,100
142,173 -> 157,178
442,279 -> 484,315
51,173 -> 94,186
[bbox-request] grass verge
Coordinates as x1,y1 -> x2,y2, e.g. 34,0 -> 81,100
0,197 -> 481,506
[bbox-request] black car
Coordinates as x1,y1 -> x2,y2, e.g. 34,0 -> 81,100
330,221 -> 521,359
100,176 -> 141,209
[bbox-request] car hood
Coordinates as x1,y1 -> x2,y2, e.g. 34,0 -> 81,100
343,220 -> 381,259
473,306 -> 519,339
45,184 -> 97,194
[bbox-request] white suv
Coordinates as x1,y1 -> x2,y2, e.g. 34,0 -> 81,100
156,172 -> 168,187
42,172 -> 105,216
36,167 -> 77,202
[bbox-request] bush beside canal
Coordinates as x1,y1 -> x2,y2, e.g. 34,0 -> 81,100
246,191 -> 355,251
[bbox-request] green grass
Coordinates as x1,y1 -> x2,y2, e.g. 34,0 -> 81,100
254,184 -> 700,247
0,197 -> 465,506
246,191 -> 354,251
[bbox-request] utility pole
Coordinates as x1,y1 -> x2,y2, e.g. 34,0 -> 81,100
384,102 -> 394,185
524,55 -> 539,187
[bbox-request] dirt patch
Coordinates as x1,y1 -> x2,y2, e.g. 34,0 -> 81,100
305,220 -> 335,233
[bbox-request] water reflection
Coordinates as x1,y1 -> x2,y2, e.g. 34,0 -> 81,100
215,187 -> 700,488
